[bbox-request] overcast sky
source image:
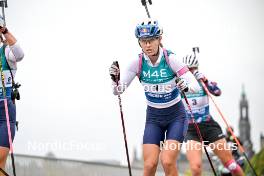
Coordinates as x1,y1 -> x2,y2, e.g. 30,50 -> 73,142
5,0 -> 264,164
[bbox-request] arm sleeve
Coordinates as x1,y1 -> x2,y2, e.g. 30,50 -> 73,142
168,54 -> 201,93
5,42 -> 24,63
204,79 -> 221,96
112,59 -> 138,95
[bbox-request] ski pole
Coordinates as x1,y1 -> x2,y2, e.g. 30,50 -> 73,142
112,61 -> 132,176
0,168 -> 9,176
0,54 -> 15,176
200,80 -> 258,176
0,1 -> 16,175
0,0 -> 7,26
192,47 -> 258,176
192,47 -> 199,55
176,78 -> 217,176
141,0 -> 152,18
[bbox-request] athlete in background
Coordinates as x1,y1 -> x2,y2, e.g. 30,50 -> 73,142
183,48 -> 244,176
0,15 -> 24,174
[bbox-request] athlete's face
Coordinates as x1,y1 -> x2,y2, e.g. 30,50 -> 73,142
139,36 -> 161,56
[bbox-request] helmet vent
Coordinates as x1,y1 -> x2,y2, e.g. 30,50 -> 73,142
150,27 -> 155,34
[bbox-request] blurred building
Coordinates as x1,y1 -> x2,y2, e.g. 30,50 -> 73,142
6,154 -> 165,176
238,86 -> 254,158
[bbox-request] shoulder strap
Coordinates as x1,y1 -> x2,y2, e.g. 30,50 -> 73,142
2,44 -> 15,87
163,48 -> 189,77
162,48 -> 170,66
137,53 -> 143,79
162,48 -> 175,74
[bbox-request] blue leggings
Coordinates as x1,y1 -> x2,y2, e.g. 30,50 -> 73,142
143,101 -> 188,146
0,99 -> 16,148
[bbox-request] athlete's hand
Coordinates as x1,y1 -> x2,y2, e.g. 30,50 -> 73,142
0,15 -> 8,34
194,70 -> 206,82
109,61 -> 120,82
176,78 -> 189,92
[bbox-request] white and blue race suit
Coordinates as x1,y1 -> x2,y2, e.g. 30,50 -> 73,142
112,47 -> 200,145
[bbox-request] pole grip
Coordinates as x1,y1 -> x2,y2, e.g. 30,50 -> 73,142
113,61 -> 119,69
111,61 -> 120,84
0,0 -> 7,8
1,0 -> 7,26
148,0 -> 152,5
175,77 -> 188,92
192,47 -> 200,54
141,0 -> 152,18
141,0 -> 147,6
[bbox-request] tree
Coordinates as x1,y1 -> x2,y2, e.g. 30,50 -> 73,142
245,148 -> 264,176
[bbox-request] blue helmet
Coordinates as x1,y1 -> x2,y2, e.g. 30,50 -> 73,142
135,19 -> 163,39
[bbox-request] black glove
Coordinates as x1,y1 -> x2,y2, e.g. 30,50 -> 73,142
109,61 -> 120,82
175,77 -> 189,92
